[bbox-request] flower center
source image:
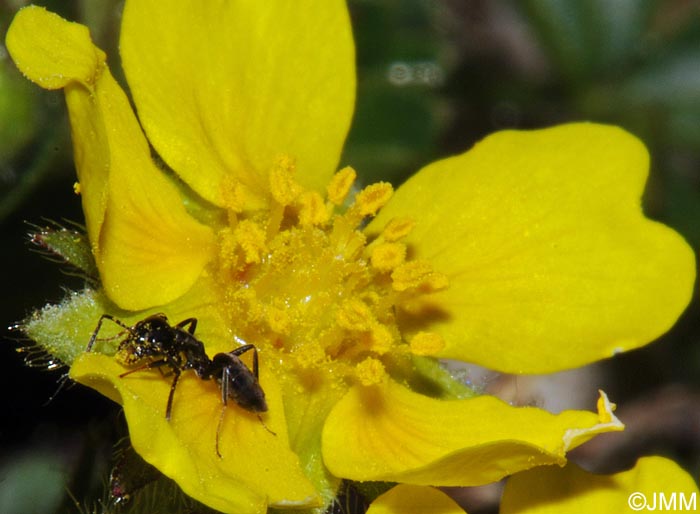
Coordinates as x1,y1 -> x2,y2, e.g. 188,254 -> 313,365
214,158 -> 447,387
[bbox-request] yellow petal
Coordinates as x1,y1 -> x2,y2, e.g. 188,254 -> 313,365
322,379 -> 622,486
6,6 -> 215,310
120,0 -> 355,208
71,354 -> 319,514
369,123 -> 696,373
5,5 -> 103,90
6,6 -> 108,249
501,456 -> 699,514
367,485 -> 466,514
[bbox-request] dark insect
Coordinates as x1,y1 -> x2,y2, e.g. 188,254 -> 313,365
86,314 -> 273,456
204,342 -> 271,456
86,313 -> 211,420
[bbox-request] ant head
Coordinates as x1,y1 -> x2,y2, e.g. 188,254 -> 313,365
131,313 -> 170,338
137,313 -> 169,327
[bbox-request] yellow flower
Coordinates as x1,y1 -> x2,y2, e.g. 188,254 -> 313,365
366,484 -> 466,514
501,456 -> 700,514
6,3 -> 695,514
366,456 -> 700,514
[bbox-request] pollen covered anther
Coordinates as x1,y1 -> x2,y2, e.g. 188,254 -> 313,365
354,182 -> 393,217
298,190 -> 330,226
327,166 -> 356,206
217,227 -> 237,270
391,259 -> 449,292
269,155 -> 301,206
355,357 -> 386,386
409,331 -> 445,356
370,242 -> 406,272
368,324 -> 393,355
221,176 -> 246,214
337,299 -> 375,332
382,217 -> 415,242
233,219 -> 267,264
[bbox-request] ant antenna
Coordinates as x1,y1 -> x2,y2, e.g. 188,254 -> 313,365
257,414 -> 276,436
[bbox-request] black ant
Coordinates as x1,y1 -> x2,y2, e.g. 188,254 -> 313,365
86,314 -> 273,456
205,342 -> 272,457
86,313 -> 211,420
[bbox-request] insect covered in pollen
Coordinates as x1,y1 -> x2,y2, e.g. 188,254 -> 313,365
86,313 -> 211,420
86,313 -> 274,456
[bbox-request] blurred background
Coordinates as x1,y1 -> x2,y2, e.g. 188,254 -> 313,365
0,0 -> 698,512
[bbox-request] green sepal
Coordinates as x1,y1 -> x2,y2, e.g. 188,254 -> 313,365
28,221 -> 98,279
385,353 -> 477,401
20,288 -> 162,368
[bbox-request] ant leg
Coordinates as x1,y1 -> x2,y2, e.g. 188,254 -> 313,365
257,414 -> 276,436
214,363 -> 275,446
251,348 -> 259,379
215,404 -> 227,459
86,314 -> 131,352
215,367 -> 231,459
230,344 -> 259,379
165,371 -> 181,421
176,318 -> 198,335
119,360 -> 180,420
119,359 -> 169,377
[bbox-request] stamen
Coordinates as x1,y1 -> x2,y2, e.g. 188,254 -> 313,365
295,342 -> 327,369
336,299 -> 375,332
382,217 -> 415,241
327,166 -> 356,206
353,182 -> 393,217
368,324 -> 393,355
355,357 -> 386,386
269,155 -> 301,206
221,176 -> 246,214
218,228 -> 238,272
298,191 -> 330,226
233,220 -> 266,264
409,332 -> 445,356
391,260 -> 448,292
370,242 -> 406,272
